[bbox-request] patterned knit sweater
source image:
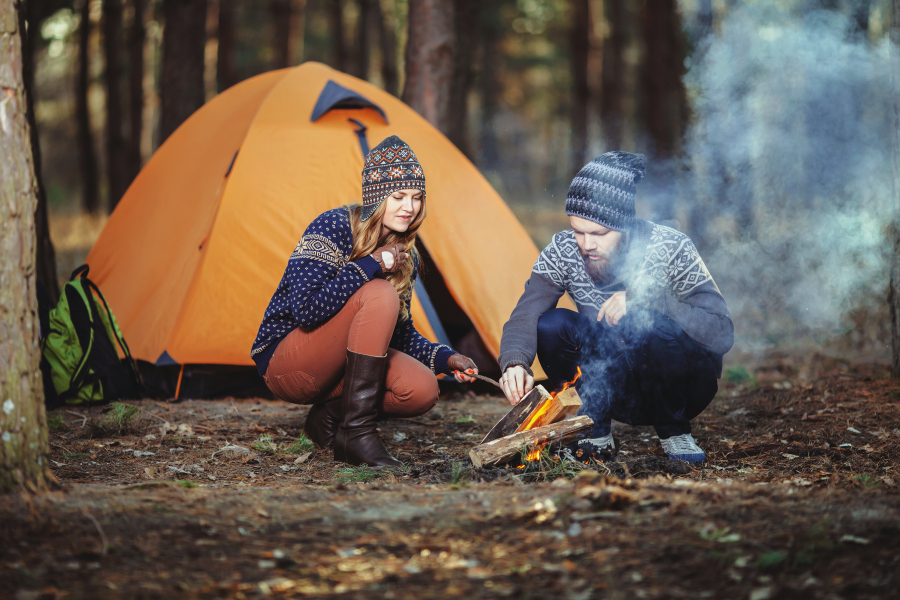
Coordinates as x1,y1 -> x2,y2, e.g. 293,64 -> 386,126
499,219 -> 734,377
251,207 -> 455,377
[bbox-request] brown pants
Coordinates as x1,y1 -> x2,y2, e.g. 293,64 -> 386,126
263,279 -> 439,418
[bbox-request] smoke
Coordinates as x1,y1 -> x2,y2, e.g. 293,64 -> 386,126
673,0 -> 892,353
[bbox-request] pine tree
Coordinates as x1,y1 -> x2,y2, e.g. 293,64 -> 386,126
0,0 -> 50,492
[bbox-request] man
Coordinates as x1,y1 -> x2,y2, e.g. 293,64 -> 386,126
498,151 -> 733,463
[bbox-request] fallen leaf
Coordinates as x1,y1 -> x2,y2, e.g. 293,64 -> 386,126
750,587 -> 773,600
211,444 -> 250,459
293,452 -> 311,464
840,535 -> 870,545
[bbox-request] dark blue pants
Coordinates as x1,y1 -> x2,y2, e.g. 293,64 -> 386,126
536,308 -> 718,439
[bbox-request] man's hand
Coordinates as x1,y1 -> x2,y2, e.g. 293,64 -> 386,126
501,365 -> 534,406
447,354 -> 478,383
597,291 -> 626,326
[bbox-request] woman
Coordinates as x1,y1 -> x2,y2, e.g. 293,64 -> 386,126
251,135 -> 479,467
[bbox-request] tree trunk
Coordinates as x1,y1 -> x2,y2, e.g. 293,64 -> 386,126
890,0 -> 900,378
0,0 -> 51,493
685,0 -> 712,250
373,0 -> 397,95
216,0 -> 236,92
600,0 -> 625,150
402,0 -> 456,137
353,0 -> 370,79
329,0 -> 348,71
127,0 -> 145,186
478,2 -> 502,170
446,0 -> 474,156
851,0 -> 871,37
77,0 -> 101,215
104,0 -> 128,210
160,0 -> 207,144
272,0 -> 292,69
571,0 -> 590,173
22,0 -> 60,302
639,0 -> 686,158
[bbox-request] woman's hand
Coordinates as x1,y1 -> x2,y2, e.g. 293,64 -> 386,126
501,365 -> 534,405
371,243 -> 408,273
447,354 -> 478,383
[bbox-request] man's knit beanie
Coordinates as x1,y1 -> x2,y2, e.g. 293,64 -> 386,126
565,151 -> 646,231
360,135 -> 426,222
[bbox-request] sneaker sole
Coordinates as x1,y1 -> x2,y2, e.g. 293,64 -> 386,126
666,452 -> 706,464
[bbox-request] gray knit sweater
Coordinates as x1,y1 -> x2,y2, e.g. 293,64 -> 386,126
499,220 -> 734,377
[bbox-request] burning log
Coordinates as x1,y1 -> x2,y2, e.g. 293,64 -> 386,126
479,385 -> 553,444
515,386 -> 582,432
468,415 -> 594,468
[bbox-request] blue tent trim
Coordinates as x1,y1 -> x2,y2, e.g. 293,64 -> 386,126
414,284 -> 452,350
310,80 -> 388,124
155,350 -> 179,366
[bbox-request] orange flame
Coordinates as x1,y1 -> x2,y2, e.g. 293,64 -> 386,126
518,367 -> 582,464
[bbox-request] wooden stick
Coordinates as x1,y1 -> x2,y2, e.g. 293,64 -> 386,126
469,415 -> 594,468
479,385 -> 552,444
469,373 -> 502,389
515,386 -> 582,432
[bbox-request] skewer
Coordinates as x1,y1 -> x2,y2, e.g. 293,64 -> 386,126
453,371 -> 503,389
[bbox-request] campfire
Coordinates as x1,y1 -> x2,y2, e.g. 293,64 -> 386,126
469,368 -> 594,468
518,367 -> 582,463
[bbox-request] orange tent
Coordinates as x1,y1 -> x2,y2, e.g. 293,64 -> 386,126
86,62 -> 567,398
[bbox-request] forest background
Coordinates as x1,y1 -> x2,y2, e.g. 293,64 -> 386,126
25,0 -> 896,364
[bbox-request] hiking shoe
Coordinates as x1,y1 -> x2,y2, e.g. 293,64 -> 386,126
572,433 -> 616,462
585,433 -> 615,452
660,433 -> 706,463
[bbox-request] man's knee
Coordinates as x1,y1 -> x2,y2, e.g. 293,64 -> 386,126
620,309 -> 681,342
354,279 -> 400,315
537,308 -> 580,342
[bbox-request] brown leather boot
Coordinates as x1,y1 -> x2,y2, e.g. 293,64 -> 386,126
333,350 -> 402,467
302,398 -> 342,449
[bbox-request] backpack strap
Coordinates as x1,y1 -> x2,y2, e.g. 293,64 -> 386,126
70,264 -> 90,281
55,280 -> 96,403
80,276 -> 144,394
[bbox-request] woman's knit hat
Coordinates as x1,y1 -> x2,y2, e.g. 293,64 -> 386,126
565,151 -> 646,231
360,135 -> 426,221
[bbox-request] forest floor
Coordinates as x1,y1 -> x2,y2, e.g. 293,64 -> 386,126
3,352 -> 900,600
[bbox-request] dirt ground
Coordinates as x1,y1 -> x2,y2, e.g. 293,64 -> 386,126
2,353 -> 899,600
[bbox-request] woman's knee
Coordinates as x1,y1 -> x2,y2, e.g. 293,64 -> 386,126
386,367 -> 439,417
353,279 -> 400,315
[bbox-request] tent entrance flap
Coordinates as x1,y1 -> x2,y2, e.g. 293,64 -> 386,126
310,80 -> 388,123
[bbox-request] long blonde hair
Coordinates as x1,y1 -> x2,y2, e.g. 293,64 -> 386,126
347,195 -> 426,320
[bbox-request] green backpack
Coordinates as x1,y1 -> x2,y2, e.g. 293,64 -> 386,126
41,265 -> 143,407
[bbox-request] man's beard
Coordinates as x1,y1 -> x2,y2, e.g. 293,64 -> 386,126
581,238 -> 624,283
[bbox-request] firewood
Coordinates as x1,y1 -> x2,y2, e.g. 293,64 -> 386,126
515,386 -> 582,432
469,415 -> 594,468
479,385 -> 552,444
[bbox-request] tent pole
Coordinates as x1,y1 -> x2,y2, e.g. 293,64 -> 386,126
174,365 -> 185,400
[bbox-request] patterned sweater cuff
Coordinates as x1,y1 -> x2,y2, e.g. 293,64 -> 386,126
432,346 -> 456,375
354,255 -> 383,280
